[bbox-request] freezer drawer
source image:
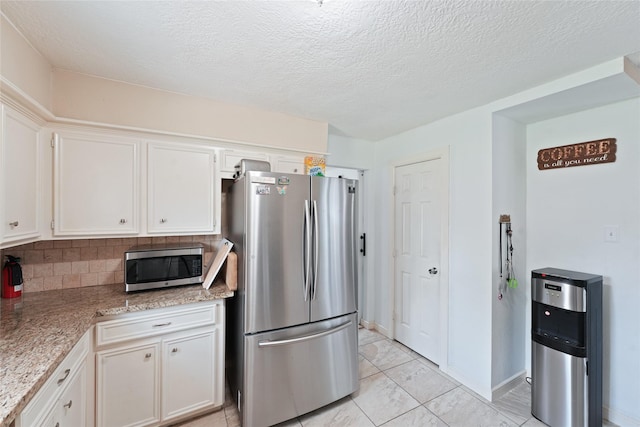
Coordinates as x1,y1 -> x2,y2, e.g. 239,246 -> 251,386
243,313 -> 359,427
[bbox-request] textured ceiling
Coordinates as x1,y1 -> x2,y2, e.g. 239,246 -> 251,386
2,1 -> 640,141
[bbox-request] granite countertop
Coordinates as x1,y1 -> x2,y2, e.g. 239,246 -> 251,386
0,282 -> 234,426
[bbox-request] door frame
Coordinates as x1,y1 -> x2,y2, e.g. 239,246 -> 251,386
390,147 -> 450,370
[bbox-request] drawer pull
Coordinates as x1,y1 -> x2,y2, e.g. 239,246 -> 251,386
63,400 -> 73,409
171,347 -> 178,353
152,322 -> 172,328
57,369 -> 71,385
145,353 -> 152,359
9,221 -> 19,227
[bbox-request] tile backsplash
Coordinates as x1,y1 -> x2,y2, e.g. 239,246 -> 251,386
1,235 -> 222,293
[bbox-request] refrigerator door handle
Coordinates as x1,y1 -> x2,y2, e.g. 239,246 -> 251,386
257,320 -> 353,348
303,200 -> 312,301
312,200 -> 319,300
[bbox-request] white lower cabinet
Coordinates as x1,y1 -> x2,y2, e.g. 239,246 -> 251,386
95,301 -> 225,427
97,343 -> 161,427
161,329 -> 218,421
16,329 -> 93,427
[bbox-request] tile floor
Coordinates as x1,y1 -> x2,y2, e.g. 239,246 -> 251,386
174,328 -> 616,427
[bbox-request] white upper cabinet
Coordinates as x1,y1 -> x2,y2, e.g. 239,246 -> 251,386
220,149 -> 270,176
272,154 -> 306,175
53,132 -> 139,236
147,143 -> 218,234
0,105 -> 41,246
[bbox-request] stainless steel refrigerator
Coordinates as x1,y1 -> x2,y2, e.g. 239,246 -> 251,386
227,170 -> 359,427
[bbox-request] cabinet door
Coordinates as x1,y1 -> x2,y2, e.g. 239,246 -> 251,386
147,143 -> 217,234
97,343 -> 160,427
56,359 -> 87,427
161,328 -> 222,421
0,105 -> 41,245
273,155 -> 305,175
220,149 -> 269,173
53,132 -> 139,236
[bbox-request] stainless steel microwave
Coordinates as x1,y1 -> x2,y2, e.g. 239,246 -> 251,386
124,243 -> 204,292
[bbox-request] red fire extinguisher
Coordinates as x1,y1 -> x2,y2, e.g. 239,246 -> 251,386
2,255 -> 23,299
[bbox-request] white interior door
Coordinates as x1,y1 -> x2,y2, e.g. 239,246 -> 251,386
394,158 -> 443,364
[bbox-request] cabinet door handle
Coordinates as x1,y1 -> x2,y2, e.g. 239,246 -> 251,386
144,353 -> 152,359
57,369 -> 71,385
63,400 -> 73,409
152,322 -> 172,328
9,221 -> 19,227
160,218 -> 167,223
119,218 -> 127,224
171,347 -> 178,353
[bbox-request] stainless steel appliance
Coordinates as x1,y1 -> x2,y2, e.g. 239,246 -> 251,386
531,268 -> 603,427
124,243 -> 203,292
227,170 -> 359,427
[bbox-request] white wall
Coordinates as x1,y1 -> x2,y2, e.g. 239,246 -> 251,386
326,134 -> 373,170
526,97 -> 640,424
491,114 -> 527,390
371,107 -> 495,397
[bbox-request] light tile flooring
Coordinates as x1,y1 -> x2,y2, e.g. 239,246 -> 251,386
174,328 -> 616,427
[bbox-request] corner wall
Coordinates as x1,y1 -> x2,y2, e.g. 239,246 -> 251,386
525,97 -> 640,424
490,114 -> 527,391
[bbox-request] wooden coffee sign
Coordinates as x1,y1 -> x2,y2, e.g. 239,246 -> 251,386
537,138 -> 616,170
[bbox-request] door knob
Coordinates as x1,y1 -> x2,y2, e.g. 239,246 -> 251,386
428,267 -> 438,275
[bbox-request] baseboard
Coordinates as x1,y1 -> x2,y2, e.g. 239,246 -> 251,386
359,319 -> 373,329
443,365 -> 492,401
491,371 -> 527,401
373,322 -> 391,338
604,405 -> 640,426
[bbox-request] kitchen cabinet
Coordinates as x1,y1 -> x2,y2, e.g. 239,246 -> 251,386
16,329 -> 93,427
272,154 -> 306,174
0,104 -> 41,246
97,342 -> 161,427
161,329 -> 219,421
147,143 -> 218,234
53,131 -> 139,236
220,149 -> 269,176
95,301 -> 225,427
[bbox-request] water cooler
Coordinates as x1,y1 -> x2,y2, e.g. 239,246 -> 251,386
531,268 -> 602,427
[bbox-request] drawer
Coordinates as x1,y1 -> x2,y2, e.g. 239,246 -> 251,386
95,303 -> 217,347
17,328 -> 91,427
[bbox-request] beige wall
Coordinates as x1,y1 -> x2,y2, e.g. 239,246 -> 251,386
0,14 -> 52,110
53,69 -> 327,152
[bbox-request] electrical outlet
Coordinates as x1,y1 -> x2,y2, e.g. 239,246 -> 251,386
604,225 -> 619,243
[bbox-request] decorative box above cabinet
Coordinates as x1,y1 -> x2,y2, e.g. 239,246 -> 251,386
53,132 -> 139,236
147,143 -> 218,234
0,104 -> 41,246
